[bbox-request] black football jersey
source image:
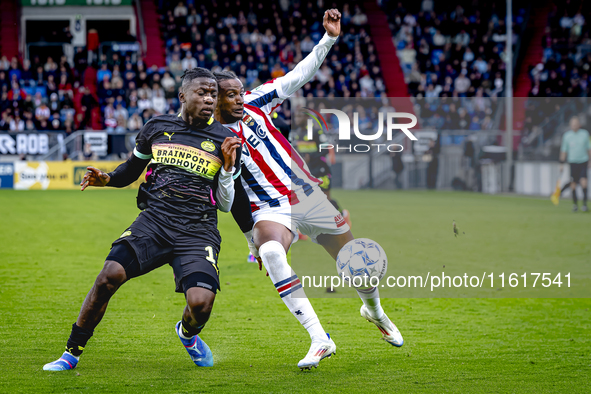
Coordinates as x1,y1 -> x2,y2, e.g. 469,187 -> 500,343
134,114 -> 241,227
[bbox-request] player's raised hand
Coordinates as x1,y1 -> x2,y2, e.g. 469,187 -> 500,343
221,136 -> 241,171
80,166 -> 110,191
323,8 -> 341,38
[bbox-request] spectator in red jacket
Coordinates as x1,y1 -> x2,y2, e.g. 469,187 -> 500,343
8,82 -> 26,102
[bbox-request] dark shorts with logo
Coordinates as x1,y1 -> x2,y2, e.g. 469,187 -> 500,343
108,210 -> 221,293
570,162 -> 589,183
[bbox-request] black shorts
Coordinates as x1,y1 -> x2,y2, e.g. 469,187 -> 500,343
107,210 -> 221,293
570,162 -> 589,183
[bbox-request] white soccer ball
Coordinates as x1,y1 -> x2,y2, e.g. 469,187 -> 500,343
336,238 -> 388,286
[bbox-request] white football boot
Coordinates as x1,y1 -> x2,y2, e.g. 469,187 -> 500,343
360,305 -> 404,347
297,334 -> 336,370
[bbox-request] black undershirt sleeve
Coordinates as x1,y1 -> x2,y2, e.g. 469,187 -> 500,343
231,176 -> 254,233
106,154 -> 150,188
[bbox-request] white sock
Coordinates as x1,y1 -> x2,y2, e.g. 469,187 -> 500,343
178,323 -> 193,340
63,351 -> 80,361
259,241 -> 327,342
357,286 -> 385,320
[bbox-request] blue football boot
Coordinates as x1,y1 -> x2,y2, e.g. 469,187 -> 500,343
43,351 -> 79,371
175,321 -> 214,367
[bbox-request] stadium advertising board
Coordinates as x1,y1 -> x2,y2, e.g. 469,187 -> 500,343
84,132 -> 108,156
0,133 -> 61,156
13,161 -> 145,190
0,163 -> 14,189
22,0 -> 132,6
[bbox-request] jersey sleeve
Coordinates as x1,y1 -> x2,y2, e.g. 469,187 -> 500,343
244,33 -> 337,114
560,132 -> 568,153
233,144 -> 242,180
215,139 -> 243,212
215,167 -> 235,213
133,120 -> 156,160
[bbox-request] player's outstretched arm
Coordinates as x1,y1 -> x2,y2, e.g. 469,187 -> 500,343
81,154 -> 150,191
245,9 -> 341,114
278,9 -> 341,96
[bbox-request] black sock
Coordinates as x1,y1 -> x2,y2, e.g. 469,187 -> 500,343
181,317 -> 203,338
561,183 -> 570,194
583,188 -> 588,206
66,323 -> 94,357
573,189 -> 578,205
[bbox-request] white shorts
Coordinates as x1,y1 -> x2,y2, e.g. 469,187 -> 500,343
252,190 -> 350,244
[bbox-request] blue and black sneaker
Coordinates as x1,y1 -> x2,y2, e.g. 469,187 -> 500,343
43,351 -> 79,371
175,321 -> 214,367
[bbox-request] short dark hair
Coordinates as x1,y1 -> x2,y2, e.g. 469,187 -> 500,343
181,67 -> 215,90
213,70 -> 238,82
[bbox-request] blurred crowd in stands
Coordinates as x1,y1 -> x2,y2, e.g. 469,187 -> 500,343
0,49 -> 155,134
0,0 -> 384,135
383,0 -> 522,99
380,0 -> 527,131
529,1 -> 591,97
160,1 -> 385,116
1,54 -> 83,133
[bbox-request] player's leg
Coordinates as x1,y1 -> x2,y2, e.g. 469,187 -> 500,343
170,233 -> 221,368
174,272 -> 218,367
43,244 -> 134,371
571,181 -> 578,211
44,213 -> 174,371
77,247 -> 135,329
307,197 -> 403,347
561,181 -> 570,195
253,219 -> 293,250
317,230 -> 387,323
316,231 -> 353,260
253,219 -> 335,369
326,193 -> 352,229
182,285 -> 215,335
570,163 -> 579,211
581,175 -> 588,211
316,230 -> 403,347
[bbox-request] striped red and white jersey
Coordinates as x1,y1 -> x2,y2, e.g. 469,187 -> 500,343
223,33 -> 337,212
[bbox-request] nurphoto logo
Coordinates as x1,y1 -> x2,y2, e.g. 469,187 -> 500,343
303,107 -> 418,153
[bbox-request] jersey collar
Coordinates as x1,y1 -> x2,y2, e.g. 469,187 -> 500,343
223,119 -> 240,130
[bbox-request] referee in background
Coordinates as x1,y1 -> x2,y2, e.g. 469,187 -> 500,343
560,116 -> 591,212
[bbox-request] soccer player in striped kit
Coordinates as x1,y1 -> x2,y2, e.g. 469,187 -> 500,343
219,9 -> 404,370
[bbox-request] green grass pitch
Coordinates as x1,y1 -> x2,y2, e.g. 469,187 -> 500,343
0,189 -> 590,393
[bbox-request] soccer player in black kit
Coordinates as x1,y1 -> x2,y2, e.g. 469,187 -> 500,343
43,68 -> 251,370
